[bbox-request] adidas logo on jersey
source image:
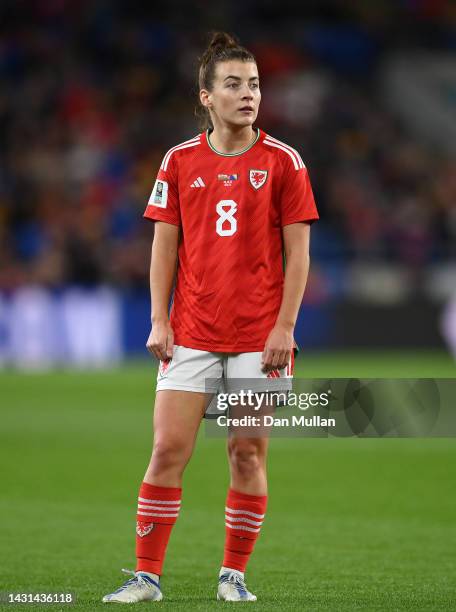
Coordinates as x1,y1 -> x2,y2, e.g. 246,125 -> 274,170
190,177 -> 205,188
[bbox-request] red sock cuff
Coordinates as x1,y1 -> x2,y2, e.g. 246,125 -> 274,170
139,482 -> 182,500
227,487 -> 267,505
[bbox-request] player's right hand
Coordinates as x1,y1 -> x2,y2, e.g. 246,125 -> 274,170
146,319 -> 174,361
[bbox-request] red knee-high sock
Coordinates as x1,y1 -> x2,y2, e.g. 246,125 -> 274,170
135,482 -> 182,575
223,488 -> 268,573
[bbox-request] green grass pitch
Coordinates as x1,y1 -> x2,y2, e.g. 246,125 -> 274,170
1,350 -> 456,611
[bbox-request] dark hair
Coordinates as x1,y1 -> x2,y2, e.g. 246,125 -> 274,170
195,32 -> 256,131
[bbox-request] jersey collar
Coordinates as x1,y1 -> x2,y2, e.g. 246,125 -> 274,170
205,128 -> 261,157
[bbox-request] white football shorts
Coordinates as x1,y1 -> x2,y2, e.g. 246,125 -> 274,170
156,345 -> 294,395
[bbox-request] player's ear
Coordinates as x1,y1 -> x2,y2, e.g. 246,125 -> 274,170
200,89 -> 212,109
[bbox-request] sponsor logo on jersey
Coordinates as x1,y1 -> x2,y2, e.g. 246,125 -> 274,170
190,177 -> 205,188
218,173 -> 238,187
136,521 -> 154,537
249,169 -> 268,190
148,179 -> 168,208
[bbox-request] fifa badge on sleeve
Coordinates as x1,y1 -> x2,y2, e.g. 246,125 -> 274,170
148,179 -> 168,208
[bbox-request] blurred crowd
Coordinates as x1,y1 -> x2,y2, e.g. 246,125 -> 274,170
1,1 -> 455,290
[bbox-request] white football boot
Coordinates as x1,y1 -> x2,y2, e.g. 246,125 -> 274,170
102,569 -> 163,603
217,569 -> 257,601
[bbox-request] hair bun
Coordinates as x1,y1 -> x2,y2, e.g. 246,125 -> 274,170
208,31 -> 239,51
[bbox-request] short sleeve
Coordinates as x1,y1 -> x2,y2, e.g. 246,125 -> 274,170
280,155 -> 319,227
143,152 -> 180,226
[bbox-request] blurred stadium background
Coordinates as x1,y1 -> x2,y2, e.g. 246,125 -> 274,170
1,0 -> 456,365
1,1 -> 456,610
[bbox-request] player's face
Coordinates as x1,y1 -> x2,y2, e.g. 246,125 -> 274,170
202,60 -> 261,129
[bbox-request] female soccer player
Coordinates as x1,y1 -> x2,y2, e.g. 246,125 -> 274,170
103,31 -> 318,604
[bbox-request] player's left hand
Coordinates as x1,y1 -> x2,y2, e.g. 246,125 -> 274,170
261,324 -> 293,373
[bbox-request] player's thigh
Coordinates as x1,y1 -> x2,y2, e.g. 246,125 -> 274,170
154,344 -> 223,437
153,389 -> 212,455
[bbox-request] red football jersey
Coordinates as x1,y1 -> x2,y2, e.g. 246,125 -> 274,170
144,128 -> 319,352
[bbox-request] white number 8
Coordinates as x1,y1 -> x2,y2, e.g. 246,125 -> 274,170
216,200 -> 237,236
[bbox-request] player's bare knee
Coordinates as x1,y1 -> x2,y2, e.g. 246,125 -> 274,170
228,441 -> 262,479
150,438 -> 190,472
